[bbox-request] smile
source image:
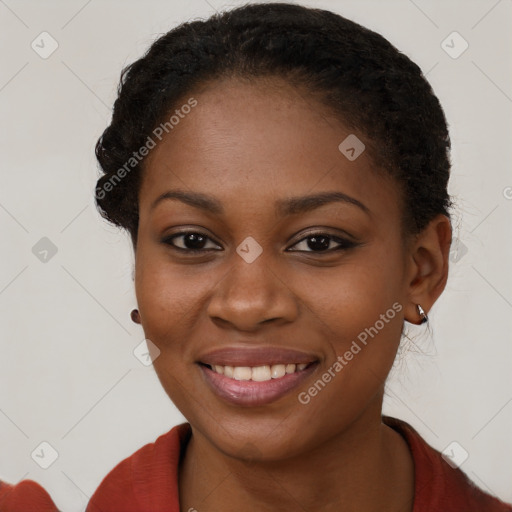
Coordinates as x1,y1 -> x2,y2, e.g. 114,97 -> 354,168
205,363 -> 309,381
198,360 -> 318,406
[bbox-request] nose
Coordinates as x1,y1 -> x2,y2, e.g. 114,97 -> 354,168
206,251 -> 299,332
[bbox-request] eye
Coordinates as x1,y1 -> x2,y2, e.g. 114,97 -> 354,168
287,232 -> 357,253
162,231 -> 222,253
162,230 -> 358,255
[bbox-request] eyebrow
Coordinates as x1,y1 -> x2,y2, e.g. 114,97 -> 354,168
150,189 -> 370,216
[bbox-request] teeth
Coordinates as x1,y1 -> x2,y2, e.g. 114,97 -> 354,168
271,364 -> 286,378
207,362 -> 311,381
233,366 -> 252,380
252,365 -> 271,381
285,363 -> 295,374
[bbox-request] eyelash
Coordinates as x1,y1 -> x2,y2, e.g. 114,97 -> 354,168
161,230 -> 358,255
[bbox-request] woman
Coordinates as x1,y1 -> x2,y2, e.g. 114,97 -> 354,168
1,2 -> 511,511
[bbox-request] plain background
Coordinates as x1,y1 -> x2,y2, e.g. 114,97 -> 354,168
0,0 -> 511,510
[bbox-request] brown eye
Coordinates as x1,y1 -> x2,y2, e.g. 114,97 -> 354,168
287,233 -> 357,253
162,231 -> 222,253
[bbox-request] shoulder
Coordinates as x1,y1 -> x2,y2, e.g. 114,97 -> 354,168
0,479 -> 59,511
86,422 -> 190,512
383,416 -> 512,512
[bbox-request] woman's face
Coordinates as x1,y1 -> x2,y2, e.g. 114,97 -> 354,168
135,77 -> 411,460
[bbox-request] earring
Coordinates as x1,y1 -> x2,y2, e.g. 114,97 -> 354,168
131,309 -> 141,324
417,304 -> 428,325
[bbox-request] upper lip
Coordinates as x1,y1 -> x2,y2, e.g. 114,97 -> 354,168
198,346 -> 318,367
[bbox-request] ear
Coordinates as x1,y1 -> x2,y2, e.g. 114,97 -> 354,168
404,214 -> 452,324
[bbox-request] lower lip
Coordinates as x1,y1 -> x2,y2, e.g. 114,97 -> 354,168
198,363 -> 318,407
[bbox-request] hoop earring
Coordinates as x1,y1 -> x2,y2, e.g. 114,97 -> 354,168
131,309 -> 141,324
417,304 -> 428,325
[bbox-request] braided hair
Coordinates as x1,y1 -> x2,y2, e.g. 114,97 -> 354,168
95,2 -> 452,245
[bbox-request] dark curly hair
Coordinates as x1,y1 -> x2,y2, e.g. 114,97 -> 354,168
95,2 -> 452,246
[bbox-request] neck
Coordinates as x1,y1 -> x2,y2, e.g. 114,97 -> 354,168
178,403 -> 414,512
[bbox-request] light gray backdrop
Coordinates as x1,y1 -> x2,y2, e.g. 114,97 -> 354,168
1,0 -> 511,510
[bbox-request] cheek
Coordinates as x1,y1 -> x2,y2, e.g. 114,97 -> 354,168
304,250 -> 404,334
289,256 -> 404,437
134,256 -> 206,405
298,247 -> 406,386
134,245 -> 217,360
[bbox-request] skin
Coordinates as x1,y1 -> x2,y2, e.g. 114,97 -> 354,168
133,76 -> 452,511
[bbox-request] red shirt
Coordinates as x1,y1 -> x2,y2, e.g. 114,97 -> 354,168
1,417 -> 511,511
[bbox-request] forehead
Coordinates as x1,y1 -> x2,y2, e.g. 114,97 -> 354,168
139,77 -> 400,222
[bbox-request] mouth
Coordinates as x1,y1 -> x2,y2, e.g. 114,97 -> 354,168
200,362 -> 312,381
196,347 -> 319,406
